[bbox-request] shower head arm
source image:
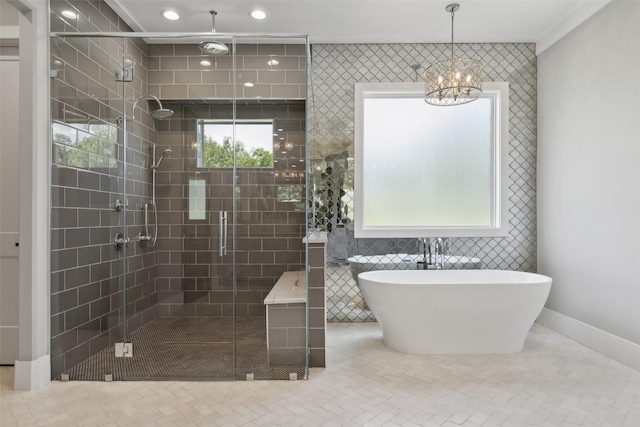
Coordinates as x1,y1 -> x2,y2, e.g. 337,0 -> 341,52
130,95 -> 165,121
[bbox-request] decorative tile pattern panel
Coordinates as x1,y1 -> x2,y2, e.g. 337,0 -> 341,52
309,43 -> 537,321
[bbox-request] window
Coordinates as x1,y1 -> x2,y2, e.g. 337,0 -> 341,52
354,82 -> 509,238
197,120 -> 274,168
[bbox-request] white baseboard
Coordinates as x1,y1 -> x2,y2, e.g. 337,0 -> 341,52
14,354 -> 51,390
537,308 -> 640,371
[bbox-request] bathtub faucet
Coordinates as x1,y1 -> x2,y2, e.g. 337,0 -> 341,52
417,237 -> 445,270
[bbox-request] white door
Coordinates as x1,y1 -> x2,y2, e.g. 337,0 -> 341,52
0,57 -> 20,365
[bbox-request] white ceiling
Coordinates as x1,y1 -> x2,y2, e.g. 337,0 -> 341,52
106,1 -> 611,53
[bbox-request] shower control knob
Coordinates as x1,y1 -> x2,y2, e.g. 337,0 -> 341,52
114,232 -> 129,250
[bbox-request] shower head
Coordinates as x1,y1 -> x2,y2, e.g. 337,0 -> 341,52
150,108 -> 174,120
151,148 -> 172,170
199,11 -> 229,55
130,95 -> 174,121
199,41 -> 229,55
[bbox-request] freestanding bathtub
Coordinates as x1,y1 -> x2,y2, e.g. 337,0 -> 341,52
358,270 -> 552,354
347,254 -> 482,287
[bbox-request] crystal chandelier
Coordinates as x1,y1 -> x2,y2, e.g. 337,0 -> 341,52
424,4 -> 482,106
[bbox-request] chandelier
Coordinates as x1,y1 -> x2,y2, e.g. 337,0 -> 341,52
424,4 -> 482,106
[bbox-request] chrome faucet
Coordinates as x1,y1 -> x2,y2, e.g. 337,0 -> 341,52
417,237 -> 446,270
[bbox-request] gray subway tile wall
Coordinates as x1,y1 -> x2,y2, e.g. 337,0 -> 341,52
155,100 -> 306,318
51,1 -> 313,378
50,0 -> 159,378
307,242 -> 326,367
147,44 -> 306,100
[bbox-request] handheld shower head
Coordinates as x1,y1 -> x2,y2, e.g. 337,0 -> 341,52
151,148 -> 172,170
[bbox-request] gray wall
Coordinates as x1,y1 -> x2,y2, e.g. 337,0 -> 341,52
49,1 -> 310,376
146,43 -> 306,100
538,0 -> 640,345
49,0 -> 158,378
154,100 -> 306,317
310,43 -> 538,320
145,43 -> 308,317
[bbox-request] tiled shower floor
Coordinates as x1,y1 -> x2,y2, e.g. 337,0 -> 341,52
64,316 -> 306,381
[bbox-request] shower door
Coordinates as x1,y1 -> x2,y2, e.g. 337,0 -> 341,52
50,33 -> 130,381
125,35 -> 309,380
227,37 -> 309,380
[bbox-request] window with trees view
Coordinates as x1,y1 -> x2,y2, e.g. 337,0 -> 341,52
197,120 -> 274,168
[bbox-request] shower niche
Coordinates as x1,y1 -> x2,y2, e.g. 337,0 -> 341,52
49,23 -> 309,381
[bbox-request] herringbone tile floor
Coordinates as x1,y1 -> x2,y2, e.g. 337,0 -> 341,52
2,323 -> 639,426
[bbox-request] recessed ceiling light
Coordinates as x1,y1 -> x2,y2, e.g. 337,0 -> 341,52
250,10 -> 266,20
267,59 -> 279,66
162,10 -> 180,21
244,82 -> 254,88
200,60 -> 212,66
61,10 -> 77,19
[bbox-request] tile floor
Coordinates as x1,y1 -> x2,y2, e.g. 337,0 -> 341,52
1,322 -> 639,426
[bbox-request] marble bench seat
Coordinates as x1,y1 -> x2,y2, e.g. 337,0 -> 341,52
264,270 -> 306,305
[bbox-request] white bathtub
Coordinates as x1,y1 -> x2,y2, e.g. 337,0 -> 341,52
358,270 -> 552,354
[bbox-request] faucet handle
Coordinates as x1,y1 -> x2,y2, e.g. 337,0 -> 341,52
418,237 -> 430,252
444,238 -> 451,254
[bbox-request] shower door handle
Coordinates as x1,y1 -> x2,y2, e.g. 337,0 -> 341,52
219,211 -> 228,256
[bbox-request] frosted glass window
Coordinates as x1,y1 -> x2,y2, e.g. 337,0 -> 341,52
354,82 -> 509,238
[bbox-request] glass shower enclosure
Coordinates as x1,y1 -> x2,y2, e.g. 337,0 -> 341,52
49,27 -> 309,380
